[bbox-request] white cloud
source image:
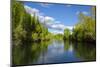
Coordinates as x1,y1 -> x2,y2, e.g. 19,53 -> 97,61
49,24 -> 65,30
65,26 -> 73,31
82,11 -> 89,15
53,24 -> 65,30
76,11 -> 89,15
44,16 -> 55,22
40,3 -> 52,8
50,30 -> 64,34
48,25 -> 73,34
38,16 -> 55,24
38,15 -> 45,23
24,5 -> 39,16
51,23 -> 73,30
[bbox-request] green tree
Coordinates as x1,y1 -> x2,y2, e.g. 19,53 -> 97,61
64,28 -> 71,40
12,0 -> 51,45
72,10 -> 96,42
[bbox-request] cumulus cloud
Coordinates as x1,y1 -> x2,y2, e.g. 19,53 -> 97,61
38,16 -> 55,24
45,22 -> 73,31
51,24 -> 65,30
44,16 -> 55,22
48,25 -> 73,34
24,5 -> 39,16
38,15 -> 45,23
65,26 -> 73,31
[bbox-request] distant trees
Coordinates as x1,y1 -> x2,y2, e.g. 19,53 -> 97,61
54,34 -> 64,40
63,28 -> 71,40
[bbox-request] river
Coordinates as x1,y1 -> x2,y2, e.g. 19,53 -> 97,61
12,40 -> 96,66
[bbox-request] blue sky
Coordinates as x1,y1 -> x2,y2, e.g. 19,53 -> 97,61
23,2 -> 92,34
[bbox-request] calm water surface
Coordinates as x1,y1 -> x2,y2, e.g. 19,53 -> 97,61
12,40 -> 96,65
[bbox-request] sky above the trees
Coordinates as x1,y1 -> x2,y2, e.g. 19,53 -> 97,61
23,1 -> 92,34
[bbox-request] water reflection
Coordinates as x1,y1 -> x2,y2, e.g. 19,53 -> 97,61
12,40 -> 96,65
73,42 -> 96,61
12,41 -> 52,65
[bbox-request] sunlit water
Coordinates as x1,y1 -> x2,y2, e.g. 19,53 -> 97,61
12,40 -> 96,65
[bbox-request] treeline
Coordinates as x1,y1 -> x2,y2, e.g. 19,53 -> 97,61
12,0 -> 96,45
54,34 -> 64,40
12,0 -> 51,45
64,7 -> 96,43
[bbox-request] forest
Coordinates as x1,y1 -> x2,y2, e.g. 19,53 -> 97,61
12,0 -> 96,46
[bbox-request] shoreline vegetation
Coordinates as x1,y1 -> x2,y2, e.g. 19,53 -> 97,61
12,0 -> 96,46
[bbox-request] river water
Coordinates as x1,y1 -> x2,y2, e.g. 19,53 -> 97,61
12,40 -> 96,65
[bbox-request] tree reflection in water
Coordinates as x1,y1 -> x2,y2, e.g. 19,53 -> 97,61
12,40 -> 96,66
12,40 -> 52,65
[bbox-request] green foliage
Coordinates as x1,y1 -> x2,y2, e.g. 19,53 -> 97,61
64,28 -> 71,40
54,34 -> 64,40
73,42 -> 96,60
12,0 -> 51,46
12,40 -> 52,65
12,0 -> 26,45
72,9 -> 96,42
